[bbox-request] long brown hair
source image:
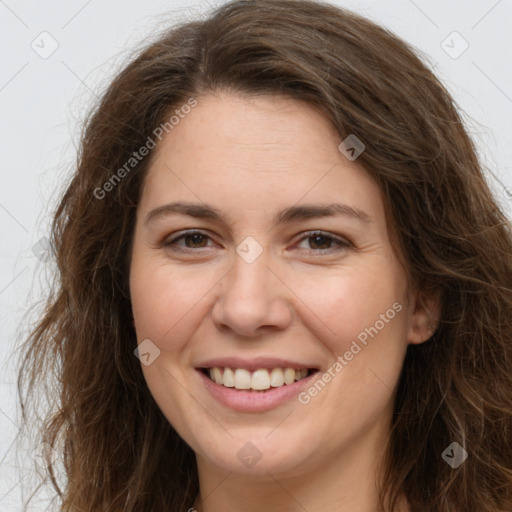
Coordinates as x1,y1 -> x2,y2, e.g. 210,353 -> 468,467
17,1 -> 512,510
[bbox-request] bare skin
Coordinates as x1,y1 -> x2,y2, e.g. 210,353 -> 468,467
129,91 -> 438,512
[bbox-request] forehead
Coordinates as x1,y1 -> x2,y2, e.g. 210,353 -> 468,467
139,92 -> 385,226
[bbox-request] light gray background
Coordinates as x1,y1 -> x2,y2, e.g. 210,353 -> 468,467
1,0 -> 511,510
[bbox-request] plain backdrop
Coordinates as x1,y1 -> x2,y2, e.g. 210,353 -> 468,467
1,0 -> 511,510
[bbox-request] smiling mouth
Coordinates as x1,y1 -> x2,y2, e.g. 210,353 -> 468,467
199,367 -> 319,391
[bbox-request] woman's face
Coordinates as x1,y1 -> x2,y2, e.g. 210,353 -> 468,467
129,91 -> 432,480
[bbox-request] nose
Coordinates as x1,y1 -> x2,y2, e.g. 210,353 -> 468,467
211,250 -> 292,338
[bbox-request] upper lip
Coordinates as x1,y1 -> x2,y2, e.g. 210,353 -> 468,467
196,357 -> 319,371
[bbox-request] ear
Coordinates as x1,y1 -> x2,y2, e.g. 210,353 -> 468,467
406,286 -> 441,345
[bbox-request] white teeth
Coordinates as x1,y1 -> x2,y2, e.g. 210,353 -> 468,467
251,369 -> 271,390
206,367 -> 310,390
222,367 -> 235,387
234,368 -> 251,389
269,368 -> 284,387
211,367 -> 223,385
283,368 -> 295,385
295,368 -> 308,381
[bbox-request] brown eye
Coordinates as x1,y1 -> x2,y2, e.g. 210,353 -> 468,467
164,231 -> 214,252
181,233 -> 209,248
308,234 -> 334,250
295,231 -> 351,253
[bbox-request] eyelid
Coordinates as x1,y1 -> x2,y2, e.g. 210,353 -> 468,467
163,229 -> 352,254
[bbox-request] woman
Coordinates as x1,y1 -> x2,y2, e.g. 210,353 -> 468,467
18,0 -> 512,511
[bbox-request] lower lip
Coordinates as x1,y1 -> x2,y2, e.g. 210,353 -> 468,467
196,369 -> 318,412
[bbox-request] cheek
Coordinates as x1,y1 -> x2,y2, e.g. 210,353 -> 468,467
129,255 -> 216,349
292,264 -> 406,351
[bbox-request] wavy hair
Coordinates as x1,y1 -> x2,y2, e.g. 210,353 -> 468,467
17,1 -> 512,511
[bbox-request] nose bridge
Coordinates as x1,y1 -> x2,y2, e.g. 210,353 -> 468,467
211,241 -> 291,336
231,245 -> 270,299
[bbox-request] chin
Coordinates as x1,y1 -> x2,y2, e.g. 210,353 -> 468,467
192,430 -> 322,478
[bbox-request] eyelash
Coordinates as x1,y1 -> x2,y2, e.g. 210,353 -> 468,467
163,230 -> 351,255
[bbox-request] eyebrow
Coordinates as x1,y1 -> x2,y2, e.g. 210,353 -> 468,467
144,201 -> 373,227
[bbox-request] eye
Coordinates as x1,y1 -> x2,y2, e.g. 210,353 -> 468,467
163,230 -> 215,252
162,229 -> 351,254
294,231 -> 351,253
